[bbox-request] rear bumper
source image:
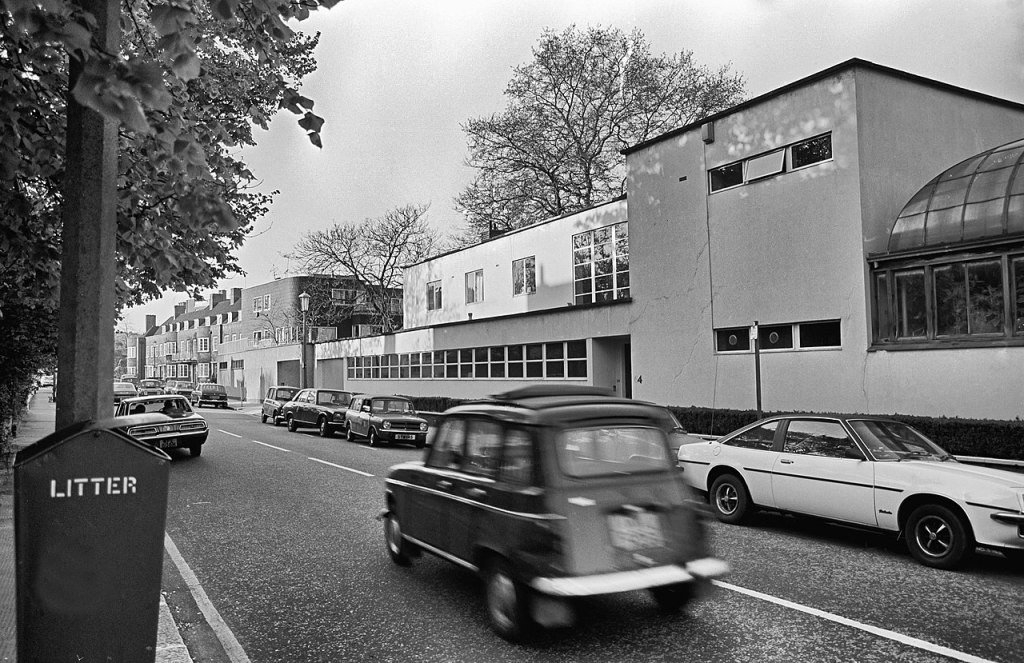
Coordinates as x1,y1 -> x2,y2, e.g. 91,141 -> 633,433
530,557 -> 730,597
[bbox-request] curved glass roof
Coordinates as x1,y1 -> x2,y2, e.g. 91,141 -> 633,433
887,137 -> 1024,253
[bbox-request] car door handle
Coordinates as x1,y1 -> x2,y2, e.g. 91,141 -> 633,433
437,480 -> 453,490
780,459 -> 794,464
464,487 -> 487,500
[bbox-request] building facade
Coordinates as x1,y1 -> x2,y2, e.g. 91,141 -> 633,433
313,59 -> 1024,420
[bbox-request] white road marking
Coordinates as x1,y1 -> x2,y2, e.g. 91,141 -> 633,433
253,440 -> 290,452
218,429 -> 242,438
713,580 -> 997,663
165,533 -> 252,663
308,456 -> 375,477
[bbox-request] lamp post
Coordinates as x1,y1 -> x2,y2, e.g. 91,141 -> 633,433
299,291 -> 310,388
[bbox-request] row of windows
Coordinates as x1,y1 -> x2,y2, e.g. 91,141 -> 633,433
346,340 -> 588,380
715,320 -> 842,353
426,222 -> 631,311
709,133 -> 833,193
162,311 -> 239,333
253,294 -> 272,312
872,251 -> 1024,344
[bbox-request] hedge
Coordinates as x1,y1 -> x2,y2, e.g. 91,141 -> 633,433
407,395 -> 1024,462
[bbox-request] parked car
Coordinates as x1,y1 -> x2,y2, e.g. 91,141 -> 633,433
113,395 -> 208,457
164,380 -> 195,397
380,385 -> 729,641
137,379 -> 165,396
261,385 -> 299,426
677,414 -> 1024,570
190,383 -> 229,408
345,394 -> 428,448
113,381 -> 138,405
281,388 -> 357,437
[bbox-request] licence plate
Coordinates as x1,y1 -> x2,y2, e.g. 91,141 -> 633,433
607,511 -> 665,551
158,438 -> 178,449
395,434 -> 415,440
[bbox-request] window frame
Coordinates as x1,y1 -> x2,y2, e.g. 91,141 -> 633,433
512,256 -> 536,297
465,269 -> 484,304
426,280 -> 442,311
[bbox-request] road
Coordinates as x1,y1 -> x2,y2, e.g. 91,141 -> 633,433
161,408 -> 1024,663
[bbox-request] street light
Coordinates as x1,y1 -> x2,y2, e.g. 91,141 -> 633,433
298,291 -> 310,388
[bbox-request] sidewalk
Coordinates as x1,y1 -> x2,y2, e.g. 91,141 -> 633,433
0,389 -> 193,662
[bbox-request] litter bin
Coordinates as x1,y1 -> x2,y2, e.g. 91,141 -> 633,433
15,418 -> 171,662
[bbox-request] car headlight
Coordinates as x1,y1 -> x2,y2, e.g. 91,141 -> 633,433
333,413 -> 345,421
383,421 -> 392,429
419,422 -> 428,432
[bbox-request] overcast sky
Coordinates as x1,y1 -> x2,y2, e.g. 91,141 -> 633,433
124,0 -> 1024,330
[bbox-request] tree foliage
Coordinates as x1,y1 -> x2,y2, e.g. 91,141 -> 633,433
0,0 -> 340,438
288,204 -> 441,333
456,25 -> 746,237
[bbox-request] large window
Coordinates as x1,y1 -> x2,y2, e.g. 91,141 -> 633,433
573,222 -> 629,305
512,256 -> 536,296
715,320 -> 840,353
872,251 -> 1024,346
426,280 -> 442,311
465,269 -> 484,304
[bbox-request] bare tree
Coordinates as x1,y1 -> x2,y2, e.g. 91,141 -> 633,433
456,25 -> 746,237
288,204 -> 440,333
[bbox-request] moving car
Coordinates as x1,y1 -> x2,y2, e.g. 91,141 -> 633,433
281,388 -> 357,437
113,395 -> 208,457
164,380 -> 195,397
345,394 -> 428,448
190,383 -> 229,408
113,381 -> 138,405
381,385 -> 729,641
261,385 -> 299,425
677,414 -> 1024,570
137,379 -> 165,396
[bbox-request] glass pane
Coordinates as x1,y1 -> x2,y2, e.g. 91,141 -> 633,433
962,198 -> 1006,240
759,325 -> 793,350
490,347 -> 504,362
1009,195 -> 1024,235
567,340 -> 586,358
709,162 -> 743,191
575,280 -> 592,295
507,345 -> 523,361
545,343 -> 563,359
791,134 -> 832,169
967,167 -> 1012,203
525,361 -> 543,378
474,347 -> 488,362
894,270 -> 927,339
940,154 -> 986,181
889,213 -> 926,251
595,259 -> 612,276
967,260 -> 1004,334
934,264 -> 967,336
595,275 -> 613,291
508,362 -> 524,378
1013,257 -> 1024,335
576,293 -> 593,305
594,227 -> 611,244
573,233 -> 592,250
800,321 -> 841,347
546,361 -> 564,378
526,344 -> 543,360
567,360 -> 587,378
716,327 -> 750,352
491,363 -> 505,378
979,146 -> 1024,171
925,205 -> 963,245
927,177 -> 970,210
574,264 -> 591,280
900,182 -> 934,216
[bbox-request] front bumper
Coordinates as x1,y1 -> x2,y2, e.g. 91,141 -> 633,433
530,557 -> 730,597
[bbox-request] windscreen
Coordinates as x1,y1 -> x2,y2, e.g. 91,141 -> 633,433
557,426 -> 671,477
849,420 -> 950,460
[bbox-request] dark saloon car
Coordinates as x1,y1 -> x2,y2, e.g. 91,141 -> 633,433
281,388 -> 357,437
113,395 -> 209,457
380,385 -> 728,641
261,385 -> 299,425
113,381 -> 138,405
164,380 -> 195,397
345,394 -> 428,447
190,383 -> 229,408
137,379 -> 165,396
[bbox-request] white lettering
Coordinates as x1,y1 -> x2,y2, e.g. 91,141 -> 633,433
73,478 -> 88,496
47,476 -> 139,498
90,478 -> 104,495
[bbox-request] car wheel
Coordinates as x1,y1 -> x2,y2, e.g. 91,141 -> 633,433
319,417 -> 332,438
710,474 -> 750,525
260,412 -> 268,424
345,424 -> 355,441
384,511 -> 415,567
484,558 -> 532,643
368,428 -> 380,447
906,503 -> 973,569
287,416 -> 298,433
649,582 -> 695,613
189,445 -> 202,458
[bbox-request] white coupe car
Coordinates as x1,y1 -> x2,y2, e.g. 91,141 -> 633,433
676,415 -> 1024,569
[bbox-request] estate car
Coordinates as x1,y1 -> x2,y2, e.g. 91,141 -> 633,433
261,385 -> 299,426
345,394 -> 428,448
282,388 -> 357,437
381,385 -> 729,641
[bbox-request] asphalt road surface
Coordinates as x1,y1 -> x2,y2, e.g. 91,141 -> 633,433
160,408 -> 1024,663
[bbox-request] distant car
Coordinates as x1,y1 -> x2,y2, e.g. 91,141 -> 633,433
281,388 -> 357,437
38,373 -> 55,388
138,379 -> 164,396
345,394 -> 428,448
381,385 -> 728,642
165,380 -> 195,397
190,383 -> 229,408
113,395 -> 208,457
677,414 -> 1024,570
113,381 -> 139,405
261,385 -> 299,426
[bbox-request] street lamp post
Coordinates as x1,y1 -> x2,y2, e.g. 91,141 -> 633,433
299,291 -> 310,389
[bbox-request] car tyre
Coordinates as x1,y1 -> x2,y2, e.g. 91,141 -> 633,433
346,424 -> 355,441
368,428 -> 381,447
287,416 -> 298,433
260,412 -> 268,424
906,503 -> 973,569
384,511 -> 415,567
319,417 -> 332,438
189,445 -> 202,458
710,474 -> 750,525
650,582 -> 695,613
484,558 -> 532,643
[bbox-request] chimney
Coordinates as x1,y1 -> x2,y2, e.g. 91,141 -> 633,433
210,290 -> 226,307
145,315 -> 156,331
173,303 -> 186,318
186,298 -> 196,313
230,287 -> 243,303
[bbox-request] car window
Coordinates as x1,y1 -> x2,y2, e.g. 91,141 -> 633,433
848,420 -> 948,461
427,418 -> 466,470
463,419 -> 502,477
371,399 -> 413,414
783,420 -> 859,459
498,427 -> 535,485
277,388 -> 297,401
725,421 -> 778,450
557,426 -> 670,477
318,391 -> 349,406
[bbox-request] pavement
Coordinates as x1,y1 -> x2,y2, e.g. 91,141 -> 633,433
0,389 -> 194,663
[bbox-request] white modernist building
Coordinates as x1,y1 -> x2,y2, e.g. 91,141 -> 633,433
315,59 -> 1024,420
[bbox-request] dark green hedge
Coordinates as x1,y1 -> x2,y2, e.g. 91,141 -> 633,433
408,396 -> 1024,461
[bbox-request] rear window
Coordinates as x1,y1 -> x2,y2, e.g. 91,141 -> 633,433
371,399 -> 413,414
274,388 -> 297,400
557,426 -> 670,477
